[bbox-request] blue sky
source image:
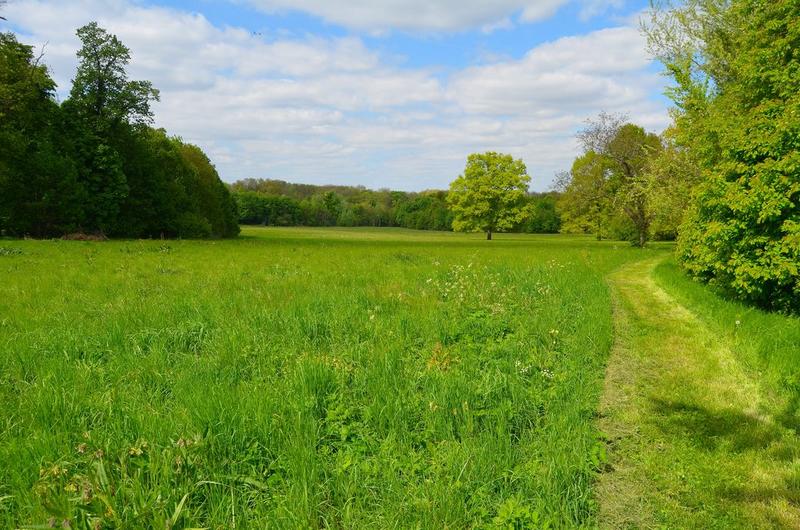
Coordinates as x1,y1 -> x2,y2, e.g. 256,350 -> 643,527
154,0 -> 649,67
2,0 -> 671,191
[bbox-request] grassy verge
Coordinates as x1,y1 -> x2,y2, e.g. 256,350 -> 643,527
598,257 -> 800,528
0,228 -> 650,528
654,258 -> 800,419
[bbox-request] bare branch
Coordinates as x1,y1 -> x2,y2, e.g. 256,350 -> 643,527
576,111 -> 628,154
32,41 -> 48,68
550,170 -> 572,193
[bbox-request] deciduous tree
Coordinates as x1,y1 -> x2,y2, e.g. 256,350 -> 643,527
646,0 -> 800,312
64,22 -> 159,233
578,114 -> 662,247
447,152 -> 530,240
0,32 -> 84,236
557,152 -> 614,239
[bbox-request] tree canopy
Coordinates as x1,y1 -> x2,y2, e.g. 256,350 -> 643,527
558,115 -> 666,246
646,0 -> 800,312
581,115 -> 663,246
70,22 -> 159,129
447,152 -> 530,240
229,180 -> 455,231
557,151 -> 614,239
0,25 -> 238,239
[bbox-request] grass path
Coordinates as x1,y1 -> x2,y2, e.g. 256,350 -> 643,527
596,257 -> 800,528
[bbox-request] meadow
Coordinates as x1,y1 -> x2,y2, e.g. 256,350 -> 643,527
0,227 -> 661,528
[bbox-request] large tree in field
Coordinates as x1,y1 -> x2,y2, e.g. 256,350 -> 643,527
447,152 -> 530,240
646,0 -> 800,312
64,22 -> 159,234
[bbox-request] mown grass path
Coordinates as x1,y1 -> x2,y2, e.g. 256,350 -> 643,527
597,258 -> 800,529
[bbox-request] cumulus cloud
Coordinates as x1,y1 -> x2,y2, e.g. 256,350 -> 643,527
450,27 -> 658,115
245,0 -> 626,32
1,0 -> 669,191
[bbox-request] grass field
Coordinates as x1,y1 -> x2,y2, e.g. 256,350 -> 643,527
4,227 -> 800,529
0,227 -> 663,528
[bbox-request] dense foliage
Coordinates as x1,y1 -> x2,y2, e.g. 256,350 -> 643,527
231,179 -> 452,230
448,152 -> 531,240
0,26 -> 238,239
231,178 -> 561,234
557,114 -> 676,246
557,152 -> 615,239
647,0 -> 800,313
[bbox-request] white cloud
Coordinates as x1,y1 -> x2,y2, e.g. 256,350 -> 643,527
578,0 -> 625,21
246,0 -> 567,33
449,27 -> 658,115
1,0 -> 669,191
520,2 -> 569,23
245,0 -> 626,32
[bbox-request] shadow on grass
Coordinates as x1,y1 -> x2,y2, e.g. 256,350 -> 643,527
776,394 -> 800,434
648,397 -> 800,518
648,397 -> 792,455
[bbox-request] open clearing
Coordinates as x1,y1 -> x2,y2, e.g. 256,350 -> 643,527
0,227 -> 657,527
1,227 -> 799,528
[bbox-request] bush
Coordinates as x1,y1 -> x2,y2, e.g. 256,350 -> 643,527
176,212 -> 212,238
668,0 -> 800,313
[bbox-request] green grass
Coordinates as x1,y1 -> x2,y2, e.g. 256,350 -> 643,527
654,259 -> 800,417
0,227 -> 657,529
597,257 -> 800,528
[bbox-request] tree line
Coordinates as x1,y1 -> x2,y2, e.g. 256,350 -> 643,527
230,178 -> 561,234
554,0 -> 799,313
0,24 -> 239,239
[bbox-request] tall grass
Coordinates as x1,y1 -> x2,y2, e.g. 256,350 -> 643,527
654,259 -> 800,419
0,228 -> 653,528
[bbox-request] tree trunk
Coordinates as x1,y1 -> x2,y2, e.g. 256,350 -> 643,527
486,230 -> 492,240
639,230 -> 646,248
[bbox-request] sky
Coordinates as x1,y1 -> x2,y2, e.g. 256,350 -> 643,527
1,0 -> 672,191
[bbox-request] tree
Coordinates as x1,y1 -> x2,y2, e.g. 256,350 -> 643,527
394,191 -> 452,231
646,0 -> 800,312
577,114 -> 662,246
556,152 -> 615,239
447,152 -> 530,240
178,143 -> 240,238
233,191 -> 301,227
645,130 -> 702,240
518,193 -> 561,234
70,22 -> 159,129
0,32 -> 84,236
64,22 -> 159,234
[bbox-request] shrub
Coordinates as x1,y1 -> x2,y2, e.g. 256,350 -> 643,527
176,212 -> 212,239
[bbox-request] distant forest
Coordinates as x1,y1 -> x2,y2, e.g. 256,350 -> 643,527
230,178 -> 562,233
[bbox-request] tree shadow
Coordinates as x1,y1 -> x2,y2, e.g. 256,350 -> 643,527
648,396 -> 791,455
648,396 -> 800,519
